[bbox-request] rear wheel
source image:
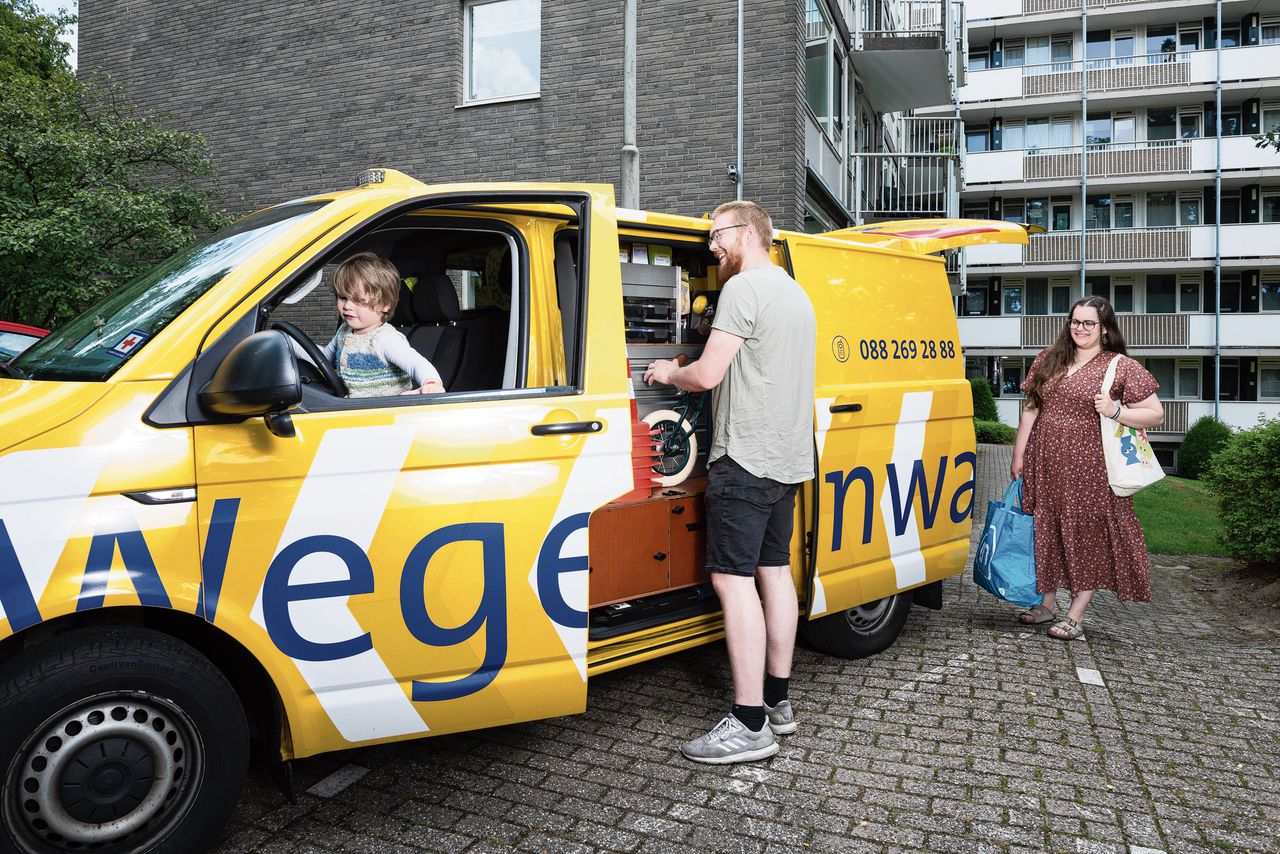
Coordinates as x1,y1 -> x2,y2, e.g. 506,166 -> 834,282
0,628 -> 248,854
800,592 -> 912,659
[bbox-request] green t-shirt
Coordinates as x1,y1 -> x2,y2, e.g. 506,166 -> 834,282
710,264 -> 816,483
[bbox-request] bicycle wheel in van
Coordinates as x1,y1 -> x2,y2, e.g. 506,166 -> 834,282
0,628 -> 248,854
800,592 -> 911,659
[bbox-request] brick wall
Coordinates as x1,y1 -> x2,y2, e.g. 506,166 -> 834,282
78,1 -> 806,229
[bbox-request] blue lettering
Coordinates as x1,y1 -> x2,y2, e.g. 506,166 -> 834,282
949,451 -> 977,524
196,498 -> 240,623
0,520 -> 42,631
886,457 -> 948,537
536,514 -> 589,629
261,535 -> 374,661
825,467 -> 875,551
77,529 -> 172,611
400,522 -> 507,702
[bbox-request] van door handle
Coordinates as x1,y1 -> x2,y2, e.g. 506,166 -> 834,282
531,421 -> 603,436
829,403 -> 862,413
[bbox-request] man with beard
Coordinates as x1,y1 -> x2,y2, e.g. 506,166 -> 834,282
643,200 -> 816,763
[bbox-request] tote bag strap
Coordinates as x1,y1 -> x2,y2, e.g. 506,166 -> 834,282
1100,353 -> 1121,399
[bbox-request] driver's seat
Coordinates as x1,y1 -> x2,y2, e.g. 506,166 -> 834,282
406,274 -> 465,389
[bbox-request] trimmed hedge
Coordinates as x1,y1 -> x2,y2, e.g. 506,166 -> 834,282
1202,418 -> 1280,567
1177,415 -> 1232,479
975,419 -> 1016,445
970,377 -> 999,422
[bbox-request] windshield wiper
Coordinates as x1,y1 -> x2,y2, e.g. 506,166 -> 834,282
0,360 -> 26,379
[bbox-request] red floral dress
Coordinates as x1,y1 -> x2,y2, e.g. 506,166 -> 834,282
1020,350 -> 1160,601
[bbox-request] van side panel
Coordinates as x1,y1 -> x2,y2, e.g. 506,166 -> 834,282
787,238 -> 976,618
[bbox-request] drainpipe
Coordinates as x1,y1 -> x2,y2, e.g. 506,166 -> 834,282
1214,0 -> 1222,420
1080,6 -> 1088,298
736,0 -> 745,200
621,0 -> 639,208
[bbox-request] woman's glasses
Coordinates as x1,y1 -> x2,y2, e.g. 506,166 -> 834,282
1068,319 -> 1099,330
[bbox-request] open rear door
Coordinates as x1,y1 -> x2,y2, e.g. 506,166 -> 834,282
824,218 -> 1035,255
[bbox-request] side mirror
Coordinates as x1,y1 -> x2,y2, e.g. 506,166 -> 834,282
199,331 -> 302,428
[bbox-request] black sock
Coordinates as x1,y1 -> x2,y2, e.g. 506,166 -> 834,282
732,703 -> 766,732
764,674 -> 789,708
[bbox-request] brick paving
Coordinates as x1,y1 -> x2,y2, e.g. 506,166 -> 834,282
214,445 -> 1280,854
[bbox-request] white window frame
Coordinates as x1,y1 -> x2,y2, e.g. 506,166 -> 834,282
1262,186 -> 1280,224
1262,273 -> 1280,312
1176,358 -> 1202,400
1261,358 -> 1280,400
462,0 -> 542,106
1178,273 -> 1202,314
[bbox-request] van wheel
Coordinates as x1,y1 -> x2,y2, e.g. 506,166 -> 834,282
800,592 -> 912,659
643,409 -> 697,487
0,628 -> 248,854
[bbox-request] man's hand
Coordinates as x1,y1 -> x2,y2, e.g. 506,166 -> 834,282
644,359 -> 679,386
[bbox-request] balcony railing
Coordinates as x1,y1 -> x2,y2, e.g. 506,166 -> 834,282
1023,51 -> 1190,97
1023,140 -> 1192,181
1022,0 -> 1169,13
860,0 -> 947,39
1027,228 -> 1190,263
1020,313 -> 1190,348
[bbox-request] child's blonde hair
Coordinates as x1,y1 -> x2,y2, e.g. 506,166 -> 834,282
333,251 -> 401,319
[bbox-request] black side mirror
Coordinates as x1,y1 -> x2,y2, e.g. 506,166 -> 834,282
199,331 -> 302,427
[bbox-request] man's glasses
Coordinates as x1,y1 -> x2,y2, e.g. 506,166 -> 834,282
708,224 -> 747,247
1068,319 -> 1100,330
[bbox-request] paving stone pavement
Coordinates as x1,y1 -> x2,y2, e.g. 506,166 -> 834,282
213,445 -> 1280,854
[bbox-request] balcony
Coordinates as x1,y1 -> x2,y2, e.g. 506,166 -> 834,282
850,118 -> 961,220
961,312 -> 1280,353
966,224 -> 1280,267
847,0 -> 961,110
966,136 -> 1280,186
1022,313 -> 1190,346
960,45 -> 1280,105
966,0 -> 1176,21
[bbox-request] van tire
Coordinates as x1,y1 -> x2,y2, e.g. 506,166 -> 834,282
0,627 -> 248,854
643,409 -> 697,487
800,592 -> 912,659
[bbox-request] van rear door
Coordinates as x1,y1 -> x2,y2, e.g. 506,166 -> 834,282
786,233 -> 978,621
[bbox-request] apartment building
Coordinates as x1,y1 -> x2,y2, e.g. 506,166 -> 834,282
78,0 -> 962,234
937,0 -> 1280,462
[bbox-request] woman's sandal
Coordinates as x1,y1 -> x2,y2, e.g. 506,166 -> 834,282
1017,604 -> 1058,625
1048,617 -> 1085,640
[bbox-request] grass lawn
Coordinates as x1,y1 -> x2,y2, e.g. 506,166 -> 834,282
1133,475 -> 1228,556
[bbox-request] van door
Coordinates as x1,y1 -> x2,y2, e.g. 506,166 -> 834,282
191,189 -> 635,757
786,234 -> 977,622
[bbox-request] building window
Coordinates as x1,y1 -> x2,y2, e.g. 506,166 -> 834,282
1145,358 -> 1175,395
1146,192 -> 1176,227
1264,103 -> 1280,134
1003,285 -> 1023,315
1086,194 -> 1112,229
1026,198 -> 1049,230
1114,281 -> 1134,312
1180,278 -> 1201,312
1264,19 -> 1280,46
963,284 -> 989,316
806,0 -> 846,140
1179,194 -> 1202,226
1147,275 -> 1176,313
1000,356 -> 1031,396
1086,111 -> 1112,146
1220,274 -> 1241,313
1222,190 -> 1241,224
968,49 -> 990,71
1088,275 -> 1110,302
963,200 -> 990,219
1052,200 -> 1071,230
464,0 -> 541,103
1262,188 -> 1280,223
1263,276 -> 1280,312
965,125 -> 990,153
1178,362 -> 1201,399
1146,25 -> 1177,61
1051,283 -> 1070,313
1114,197 -> 1134,229
1004,39 -> 1025,67
1261,359 -> 1280,399
1003,198 -> 1026,224
1003,121 -> 1025,151
1026,278 -> 1049,314
1147,107 -> 1177,142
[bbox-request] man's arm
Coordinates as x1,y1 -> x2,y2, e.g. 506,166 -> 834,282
643,329 -> 744,392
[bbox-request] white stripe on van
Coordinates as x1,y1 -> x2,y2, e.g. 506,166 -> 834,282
880,392 -> 933,589
528,406 -> 633,681
0,447 -> 108,626
251,425 -> 428,742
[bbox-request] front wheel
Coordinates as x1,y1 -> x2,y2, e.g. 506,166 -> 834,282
0,628 -> 249,854
800,592 -> 912,659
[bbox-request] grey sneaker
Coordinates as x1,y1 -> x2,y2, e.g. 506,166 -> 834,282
764,699 -> 797,735
680,714 -> 779,765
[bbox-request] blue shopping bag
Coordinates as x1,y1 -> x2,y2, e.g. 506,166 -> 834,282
972,478 -> 1040,607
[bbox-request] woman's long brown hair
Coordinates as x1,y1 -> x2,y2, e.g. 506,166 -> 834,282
1023,296 -> 1128,409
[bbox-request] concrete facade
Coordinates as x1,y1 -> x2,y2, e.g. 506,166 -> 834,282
77,1 -> 806,228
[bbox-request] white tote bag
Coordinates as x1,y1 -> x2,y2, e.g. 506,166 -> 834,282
1098,355 -> 1165,496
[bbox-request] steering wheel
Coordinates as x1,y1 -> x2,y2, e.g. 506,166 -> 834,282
269,320 -> 348,397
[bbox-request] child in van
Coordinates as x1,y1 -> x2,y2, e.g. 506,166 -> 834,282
319,251 -> 445,397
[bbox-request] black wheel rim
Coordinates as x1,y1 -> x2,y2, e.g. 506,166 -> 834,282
4,692 -> 204,853
650,420 -> 691,476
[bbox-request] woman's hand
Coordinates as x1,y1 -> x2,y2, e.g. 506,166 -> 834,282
1010,455 -> 1022,480
1093,393 -> 1120,418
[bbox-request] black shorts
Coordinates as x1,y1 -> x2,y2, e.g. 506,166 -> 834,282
705,456 -> 800,577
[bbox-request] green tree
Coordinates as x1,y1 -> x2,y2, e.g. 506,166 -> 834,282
1257,130 -> 1280,154
0,0 -> 229,329
970,376 -> 999,422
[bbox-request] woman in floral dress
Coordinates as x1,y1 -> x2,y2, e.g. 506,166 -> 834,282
1010,296 -> 1165,640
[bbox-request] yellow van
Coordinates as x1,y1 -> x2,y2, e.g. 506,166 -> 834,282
0,170 -> 1025,853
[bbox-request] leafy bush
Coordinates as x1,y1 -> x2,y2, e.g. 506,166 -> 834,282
974,419 -> 1015,445
1202,418 -> 1280,567
1177,416 -> 1232,479
970,377 -> 999,422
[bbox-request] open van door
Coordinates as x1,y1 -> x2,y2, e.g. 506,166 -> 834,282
824,218 -> 1034,255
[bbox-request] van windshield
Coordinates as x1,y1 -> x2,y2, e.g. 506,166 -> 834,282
11,201 -> 329,382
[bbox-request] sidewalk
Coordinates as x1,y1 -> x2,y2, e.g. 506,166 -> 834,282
215,445 -> 1280,854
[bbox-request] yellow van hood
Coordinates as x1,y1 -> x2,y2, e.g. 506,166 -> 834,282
0,379 -> 112,454
824,219 -> 1033,255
